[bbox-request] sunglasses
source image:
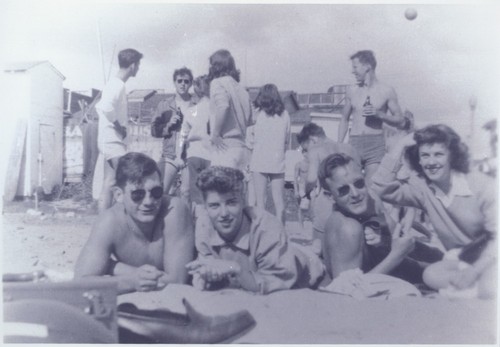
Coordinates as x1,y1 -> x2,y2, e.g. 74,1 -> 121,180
337,178 -> 365,197
176,79 -> 191,84
130,186 -> 164,203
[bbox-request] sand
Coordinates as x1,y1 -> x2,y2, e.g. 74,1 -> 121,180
1,209 -> 498,344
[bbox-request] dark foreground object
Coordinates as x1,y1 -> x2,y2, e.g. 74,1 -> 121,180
117,298 -> 256,344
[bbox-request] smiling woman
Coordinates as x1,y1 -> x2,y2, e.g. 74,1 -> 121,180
371,124 -> 497,299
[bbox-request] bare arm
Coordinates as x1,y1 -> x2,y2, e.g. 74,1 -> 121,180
74,214 -> 164,294
161,197 -> 195,284
305,149 -> 319,194
338,93 -> 352,143
293,163 -> 301,196
74,215 -> 116,278
377,87 -> 405,129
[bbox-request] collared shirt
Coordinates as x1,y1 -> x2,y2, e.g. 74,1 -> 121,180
429,172 -> 473,208
195,206 -> 324,294
372,153 -> 497,249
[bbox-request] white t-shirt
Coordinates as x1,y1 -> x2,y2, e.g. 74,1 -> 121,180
96,77 -> 128,148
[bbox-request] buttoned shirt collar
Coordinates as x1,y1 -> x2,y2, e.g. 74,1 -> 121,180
208,211 -> 251,251
430,171 -> 472,208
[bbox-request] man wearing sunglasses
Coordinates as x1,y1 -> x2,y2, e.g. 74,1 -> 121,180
151,67 -> 196,194
297,122 -> 360,246
75,152 -> 195,294
317,153 -> 422,283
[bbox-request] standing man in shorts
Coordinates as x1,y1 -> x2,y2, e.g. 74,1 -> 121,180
152,67 -> 196,195
96,48 -> 143,212
338,50 -> 407,185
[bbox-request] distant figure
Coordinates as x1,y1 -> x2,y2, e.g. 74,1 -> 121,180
338,50 -> 407,186
95,48 -> 143,212
151,67 -> 196,194
318,153 -> 422,283
250,84 -> 291,225
293,148 -> 310,227
372,124 -> 497,299
297,122 -> 360,243
75,152 -> 194,294
178,75 -> 212,206
187,166 -> 324,294
207,49 -> 253,172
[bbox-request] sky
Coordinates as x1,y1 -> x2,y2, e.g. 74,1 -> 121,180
1,0 -> 499,155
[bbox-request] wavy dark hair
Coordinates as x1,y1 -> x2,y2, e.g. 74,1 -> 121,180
297,122 -> 326,145
115,152 -> 161,188
317,153 -> 356,191
207,49 -> 240,82
172,67 -> 193,82
118,49 -> 143,69
406,124 -> 470,175
253,84 -> 285,116
196,166 -> 245,199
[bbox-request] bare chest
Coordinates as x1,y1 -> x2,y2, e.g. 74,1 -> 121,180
114,228 -> 164,270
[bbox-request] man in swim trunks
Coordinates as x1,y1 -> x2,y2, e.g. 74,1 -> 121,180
338,50 -> 407,186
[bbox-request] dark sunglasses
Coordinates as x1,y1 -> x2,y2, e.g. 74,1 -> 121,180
176,79 -> 191,84
337,178 -> 365,197
130,186 -> 163,203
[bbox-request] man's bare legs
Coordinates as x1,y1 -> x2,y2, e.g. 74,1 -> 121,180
98,157 -> 120,212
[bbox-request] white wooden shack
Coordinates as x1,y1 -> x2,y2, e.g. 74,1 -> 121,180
3,61 -> 65,200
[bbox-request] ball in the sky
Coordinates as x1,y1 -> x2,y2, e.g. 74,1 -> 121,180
405,8 -> 418,21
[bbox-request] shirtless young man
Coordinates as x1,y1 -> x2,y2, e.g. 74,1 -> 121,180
297,122 -> 360,242
338,50 -> 407,185
75,152 -> 194,294
317,153 -> 422,283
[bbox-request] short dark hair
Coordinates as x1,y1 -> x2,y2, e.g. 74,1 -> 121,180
297,122 -> 326,145
197,166 -> 245,199
208,49 -> 240,82
254,84 -> 285,116
350,50 -> 377,70
173,67 -> 193,82
193,75 -> 210,98
118,49 -> 143,69
318,153 -> 355,191
115,152 -> 161,188
406,124 -> 470,175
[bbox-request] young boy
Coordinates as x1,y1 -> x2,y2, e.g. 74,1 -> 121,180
186,166 -> 324,294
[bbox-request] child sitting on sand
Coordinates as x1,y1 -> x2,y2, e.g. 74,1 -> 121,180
186,166 -> 324,294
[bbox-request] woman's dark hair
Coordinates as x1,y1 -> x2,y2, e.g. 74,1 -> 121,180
406,124 -> 470,175
207,49 -> 240,82
253,84 -> 285,116
115,152 -> 161,188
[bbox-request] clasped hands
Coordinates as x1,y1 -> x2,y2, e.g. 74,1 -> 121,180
186,259 -> 241,290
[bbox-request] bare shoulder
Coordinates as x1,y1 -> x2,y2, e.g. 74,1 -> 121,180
90,206 -> 124,241
376,81 -> 397,96
324,210 -> 362,237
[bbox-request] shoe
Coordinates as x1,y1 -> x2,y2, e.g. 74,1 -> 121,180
117,298 -> 256,343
